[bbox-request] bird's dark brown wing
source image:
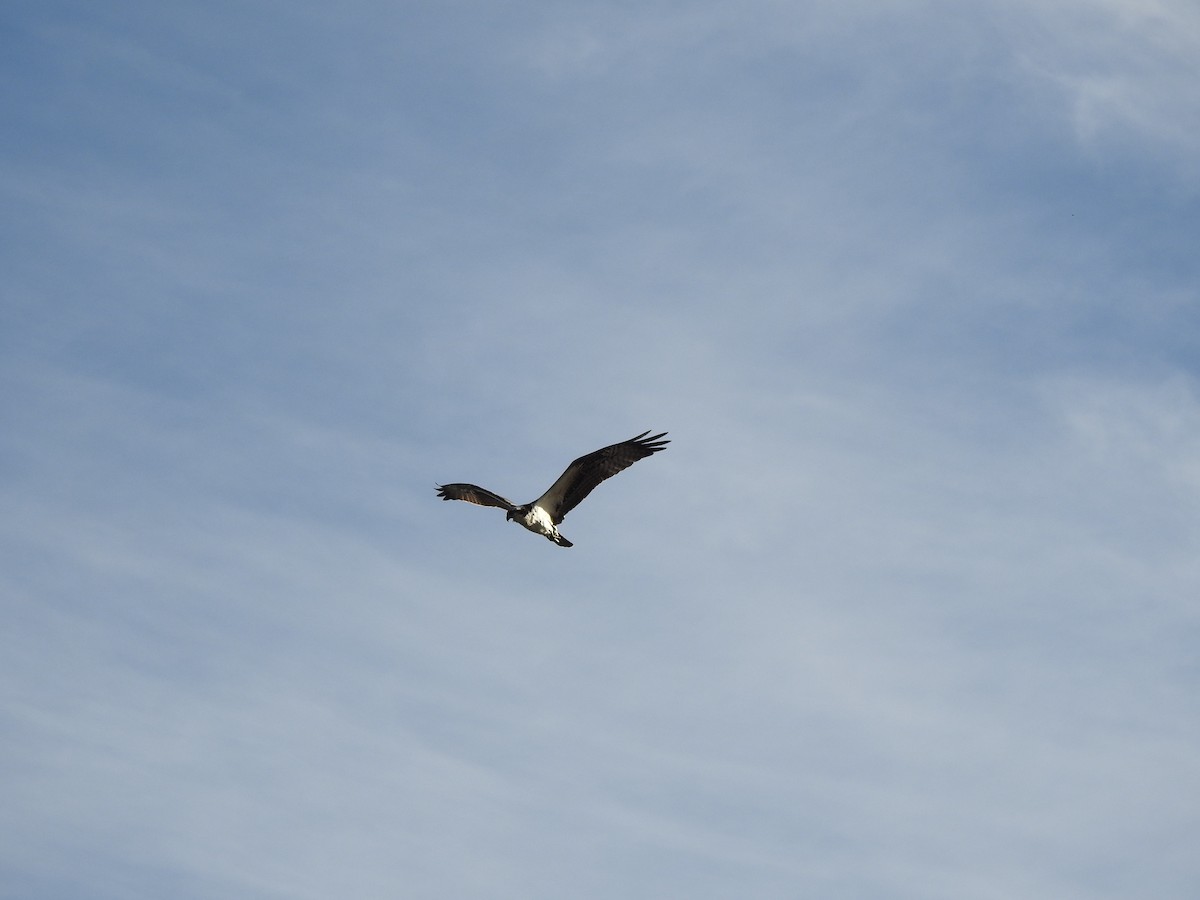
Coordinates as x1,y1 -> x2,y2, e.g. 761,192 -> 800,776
533,431 -> 669,524
435,483 -> 517,511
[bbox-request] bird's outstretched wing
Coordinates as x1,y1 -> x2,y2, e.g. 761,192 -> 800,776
436,483 -> 517,511
534,431 -> 669,524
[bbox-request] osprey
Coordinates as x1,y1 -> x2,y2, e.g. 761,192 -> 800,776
436,431 -> 669,547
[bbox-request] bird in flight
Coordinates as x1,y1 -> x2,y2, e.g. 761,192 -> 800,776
436,431 -> 669,547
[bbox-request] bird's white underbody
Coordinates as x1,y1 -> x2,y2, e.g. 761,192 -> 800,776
516,505 -> 559,540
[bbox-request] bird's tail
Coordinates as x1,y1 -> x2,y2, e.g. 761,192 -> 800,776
552,533 -> 573,548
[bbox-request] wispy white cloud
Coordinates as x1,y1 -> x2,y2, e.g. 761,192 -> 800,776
1006,0 -> 1200,178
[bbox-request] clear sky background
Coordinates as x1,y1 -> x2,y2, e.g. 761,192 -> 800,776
3,2 -> 1199,898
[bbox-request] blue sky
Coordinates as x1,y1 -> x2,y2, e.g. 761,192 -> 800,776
3,2 -> 1199,898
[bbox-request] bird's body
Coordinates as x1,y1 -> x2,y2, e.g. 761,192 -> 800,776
436,431 -> 669,547
509,503 -> 570,546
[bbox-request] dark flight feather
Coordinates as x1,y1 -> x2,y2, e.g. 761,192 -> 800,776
435,483 -> 517,511
535,431 -> 670,524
